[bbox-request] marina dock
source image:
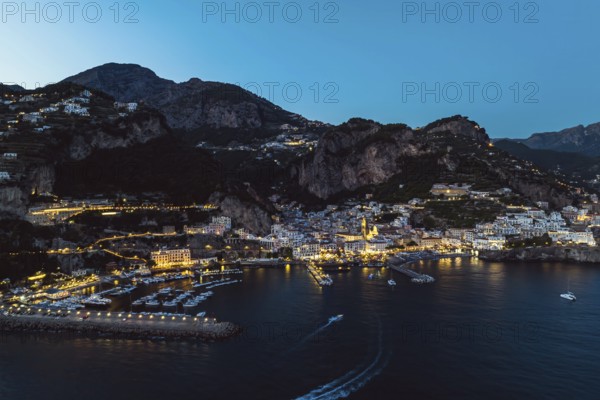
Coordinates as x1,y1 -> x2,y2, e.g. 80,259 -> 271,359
387,252 -> 471,284
387,253 -> 440,283
389,264 -> 435,284
307,264 -> 333,286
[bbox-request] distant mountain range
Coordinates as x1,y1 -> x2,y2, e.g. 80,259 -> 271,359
498,122 -> 600,157
493,140 -> 600,181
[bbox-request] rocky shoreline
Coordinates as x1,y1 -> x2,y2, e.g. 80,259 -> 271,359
479,246 -> 600,264
0,314 -> 241,342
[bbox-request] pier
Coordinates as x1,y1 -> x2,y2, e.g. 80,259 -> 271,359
307,264 -> 333,286
389,264 -> 435,284
387,253 -> 441,284
387,252 -> 471,283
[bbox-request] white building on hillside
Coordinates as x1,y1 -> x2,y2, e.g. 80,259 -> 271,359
472,236 -> 505,251
151,248 -> 192,266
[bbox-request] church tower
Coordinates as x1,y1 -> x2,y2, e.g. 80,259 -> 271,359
361,217 -> 368,239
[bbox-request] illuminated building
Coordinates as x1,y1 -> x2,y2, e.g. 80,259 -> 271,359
151,248 -> 192,266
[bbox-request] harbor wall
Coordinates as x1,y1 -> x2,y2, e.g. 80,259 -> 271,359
0,314 -> 240,342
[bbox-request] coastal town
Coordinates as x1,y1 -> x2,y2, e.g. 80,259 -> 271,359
2,85 -> 600,341
1,177 -> 599,340
3,3 -> 600,397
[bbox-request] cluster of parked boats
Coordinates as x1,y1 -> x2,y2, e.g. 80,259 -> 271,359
192,278 -> 240,289
39,296 -> 85,310
108,285 -> 137,297
81,295 -> 113,308
411,275 -> 436,284
199,269 -> 243,277
3,267 -> 249,321
134,273 -> 191,286
130,287 -> 214,314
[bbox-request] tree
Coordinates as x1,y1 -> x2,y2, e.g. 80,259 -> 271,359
279,247 -> 293,259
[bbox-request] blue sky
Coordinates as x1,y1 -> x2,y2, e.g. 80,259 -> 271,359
1,0 -> 599,138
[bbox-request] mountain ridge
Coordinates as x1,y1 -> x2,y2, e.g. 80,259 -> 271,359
499,122 -> 600,156
291,115 -> 576,208
1,64 -> 590,230
62,63 -> 314,138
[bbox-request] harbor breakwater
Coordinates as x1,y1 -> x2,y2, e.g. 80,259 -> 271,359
479,246 -> 600,264
0,313 -> 240,342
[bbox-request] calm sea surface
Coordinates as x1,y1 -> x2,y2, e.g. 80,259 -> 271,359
1,258 -> 599,400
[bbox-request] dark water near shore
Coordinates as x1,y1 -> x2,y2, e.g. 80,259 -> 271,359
1,258 -> 600,400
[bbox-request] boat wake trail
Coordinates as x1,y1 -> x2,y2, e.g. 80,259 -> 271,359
294,320 -> 388,400
285,319 -> 336,355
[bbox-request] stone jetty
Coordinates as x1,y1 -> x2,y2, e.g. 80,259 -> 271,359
0,310 -> 240,342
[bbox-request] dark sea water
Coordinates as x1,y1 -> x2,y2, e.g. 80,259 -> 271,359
1,258 -> 599,400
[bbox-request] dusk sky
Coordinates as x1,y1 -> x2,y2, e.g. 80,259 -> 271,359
1,0 -> 599,137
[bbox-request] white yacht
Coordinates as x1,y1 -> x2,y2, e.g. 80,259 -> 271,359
81,295 -> 112,308
560,291 -> 576,301
561,281 -> 576,301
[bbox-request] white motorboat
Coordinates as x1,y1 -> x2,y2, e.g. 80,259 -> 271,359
328,314 -> 344,323
561,280 -> 576,301
560,291 -> 576,301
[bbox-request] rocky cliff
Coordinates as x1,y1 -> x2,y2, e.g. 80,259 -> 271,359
0,187 -> 28,216
65,111 -> 167,160
295,118 -> 420,199
479,246 -> 600,263
209,192 -> 273,235
292,115 -> 574,207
